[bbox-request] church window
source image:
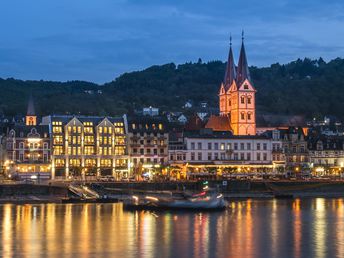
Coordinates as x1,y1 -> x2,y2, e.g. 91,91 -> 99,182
247,97 -> 252,104
241,96 -> 245,104
241,112 -> 245,120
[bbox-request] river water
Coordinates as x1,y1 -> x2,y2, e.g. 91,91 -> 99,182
0,198 -> 343,258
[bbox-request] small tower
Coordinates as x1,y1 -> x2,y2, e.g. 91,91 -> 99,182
26,94 -> 37,126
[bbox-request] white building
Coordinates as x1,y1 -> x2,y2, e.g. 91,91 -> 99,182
169,129 -> 281,174
143,107 -> 159,116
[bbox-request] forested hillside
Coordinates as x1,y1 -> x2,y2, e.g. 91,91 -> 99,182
0,57 -> 344,119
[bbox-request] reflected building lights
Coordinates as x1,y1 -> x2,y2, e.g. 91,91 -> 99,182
314,198 -> 327,258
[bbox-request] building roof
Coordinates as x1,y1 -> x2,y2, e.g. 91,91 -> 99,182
205,115 -> 232,132
44,115 -> 124,125
236,35 -> 251,86
184,129 -> 269,140
184,114 -> 205,131
256,114 -> 306,127
27,94 -> 35,116
223,41 -> 236,91
10,124 -> 49,137
308,134 -> 344,151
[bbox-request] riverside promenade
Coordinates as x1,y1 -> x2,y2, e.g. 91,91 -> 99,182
1,179 -> 344,204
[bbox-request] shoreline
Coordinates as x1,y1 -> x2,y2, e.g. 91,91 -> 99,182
0,180 -> 344,204
1,192 -> 344,205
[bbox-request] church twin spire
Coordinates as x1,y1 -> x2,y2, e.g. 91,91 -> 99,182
223,31 -> 251,90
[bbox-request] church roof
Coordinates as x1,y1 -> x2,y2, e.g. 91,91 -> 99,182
223,39 -> 236,91
27,94 -> 35,116
236,33 -> 251,86
205,115 -> 232,132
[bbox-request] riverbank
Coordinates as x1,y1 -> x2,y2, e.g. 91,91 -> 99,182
0,180 -> 344,204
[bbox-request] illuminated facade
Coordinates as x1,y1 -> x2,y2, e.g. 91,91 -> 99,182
41,115 -> 128,179
218,35 -> 256,135
127,117 -> 169,177
6,97 -> 51,179
280,127 -> 309,171
308,135 -> 344,175
169,129 -> 281,176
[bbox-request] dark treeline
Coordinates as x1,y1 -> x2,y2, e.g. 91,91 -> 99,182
0,57 -> 344,119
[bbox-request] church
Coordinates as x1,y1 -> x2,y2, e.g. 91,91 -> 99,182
206,34 -> 256,136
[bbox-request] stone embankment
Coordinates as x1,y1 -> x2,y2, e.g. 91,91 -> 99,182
0,180 -> 344,204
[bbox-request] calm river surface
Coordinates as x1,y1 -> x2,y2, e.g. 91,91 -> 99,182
0,198 -> 343,258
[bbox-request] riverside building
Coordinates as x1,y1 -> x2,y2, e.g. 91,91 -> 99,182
168,128 -> 280,178
41,115 -> 128,179
6,96 -> 51,179
126,116 -> 169,179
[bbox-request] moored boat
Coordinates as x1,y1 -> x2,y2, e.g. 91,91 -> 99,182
123,192 -> 226,211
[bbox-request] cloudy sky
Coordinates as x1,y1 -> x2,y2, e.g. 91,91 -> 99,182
0,0 -> 344,83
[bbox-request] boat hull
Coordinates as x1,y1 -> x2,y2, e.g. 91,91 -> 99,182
123,195 -> 226,211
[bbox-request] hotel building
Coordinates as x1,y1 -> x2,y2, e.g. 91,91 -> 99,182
41,115 -> 128,179
126,116 -> 169,177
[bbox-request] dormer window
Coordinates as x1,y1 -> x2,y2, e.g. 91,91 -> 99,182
244,84 -> 249,90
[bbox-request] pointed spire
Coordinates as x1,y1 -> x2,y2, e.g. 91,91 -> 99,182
237,30 -> 251,85
27,94 -> 35,116
223,34 -> 236,89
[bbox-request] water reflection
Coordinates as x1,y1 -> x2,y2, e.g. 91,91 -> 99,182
0,199 -> 343,258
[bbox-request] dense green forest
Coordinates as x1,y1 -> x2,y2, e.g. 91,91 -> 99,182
0,57 -> 344,119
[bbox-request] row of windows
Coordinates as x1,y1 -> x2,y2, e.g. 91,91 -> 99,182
190,142 -> 268,151
54,158 -> 127,167
226,95 -> 253,107
310,158 -> 342,165
18,153 -> 49,162
53,135 -> 126,146
17,142 -> 49,150
131,123 -> 163,130
132,158 -> 165,164
53,146 -> 126,155
190,152 -> 268,161
132,139 -> 165,146
132,132 -> 166,137
132,148 -> 165,155
240,112 -> 253,120
53,126 -> 125,135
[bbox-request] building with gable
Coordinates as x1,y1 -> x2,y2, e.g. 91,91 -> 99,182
5,96 -> 51,179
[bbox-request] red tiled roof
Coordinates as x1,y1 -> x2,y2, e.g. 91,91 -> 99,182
205,115 -> 232,132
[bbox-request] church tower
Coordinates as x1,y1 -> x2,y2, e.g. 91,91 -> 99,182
26,94 -> 37,126
218,32 -> 256,135
219,36 -> 236,116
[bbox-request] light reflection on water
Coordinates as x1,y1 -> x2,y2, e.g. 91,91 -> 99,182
0,198 -> 344,258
